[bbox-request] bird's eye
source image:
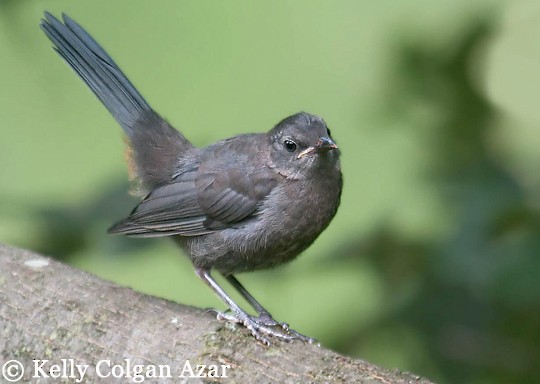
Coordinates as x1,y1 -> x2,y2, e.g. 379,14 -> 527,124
283,139 -> 297,152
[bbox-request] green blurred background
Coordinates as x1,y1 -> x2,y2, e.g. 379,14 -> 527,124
2,0 -> 540,382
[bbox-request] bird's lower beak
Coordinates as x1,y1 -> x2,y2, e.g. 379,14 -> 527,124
297,137 -> 338,158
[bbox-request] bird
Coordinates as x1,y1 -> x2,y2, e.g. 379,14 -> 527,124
41,12 -> 342,345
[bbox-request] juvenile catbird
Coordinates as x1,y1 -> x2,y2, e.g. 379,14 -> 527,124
41,12 -> 342,345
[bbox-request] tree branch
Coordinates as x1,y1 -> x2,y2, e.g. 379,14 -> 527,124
0,244 -> 432,383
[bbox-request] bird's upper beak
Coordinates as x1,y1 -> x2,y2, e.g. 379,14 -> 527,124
297,137 -> 338,159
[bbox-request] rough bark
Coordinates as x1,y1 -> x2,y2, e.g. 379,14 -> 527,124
0,244 -> 433,383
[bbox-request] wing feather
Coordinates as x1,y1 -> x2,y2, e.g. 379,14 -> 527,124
108,166 -> 277,237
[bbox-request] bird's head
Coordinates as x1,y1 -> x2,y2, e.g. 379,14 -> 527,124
268,112 -> 340,179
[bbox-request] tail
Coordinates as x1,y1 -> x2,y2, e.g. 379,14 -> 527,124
41,12 -> 193,190
41,12 -> 150,135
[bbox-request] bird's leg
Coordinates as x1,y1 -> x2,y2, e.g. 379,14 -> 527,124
224,274 -> 277,325
224,273 -> 316,343
195,268 -> 314,345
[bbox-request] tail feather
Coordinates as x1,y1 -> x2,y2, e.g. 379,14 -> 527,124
41,12 -> 149,136
41,12 -> 194,190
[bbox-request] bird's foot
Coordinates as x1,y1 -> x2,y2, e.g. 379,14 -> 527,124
211,309 -> 317,345
253,311 -> 316,343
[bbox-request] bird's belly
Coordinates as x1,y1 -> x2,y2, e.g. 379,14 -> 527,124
200,231 -> 311,275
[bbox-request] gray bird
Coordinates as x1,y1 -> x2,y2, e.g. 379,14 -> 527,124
41,12 -> 342,345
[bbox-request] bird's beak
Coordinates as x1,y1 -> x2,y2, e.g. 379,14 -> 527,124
297,137 -> 338,159
316,137 -> 338,151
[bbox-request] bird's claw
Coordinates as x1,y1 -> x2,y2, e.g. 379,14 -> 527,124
212,310 -> 317,345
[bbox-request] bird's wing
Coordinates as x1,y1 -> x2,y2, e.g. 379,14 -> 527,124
197,168 -> 277,225
108,167 -> 277,237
